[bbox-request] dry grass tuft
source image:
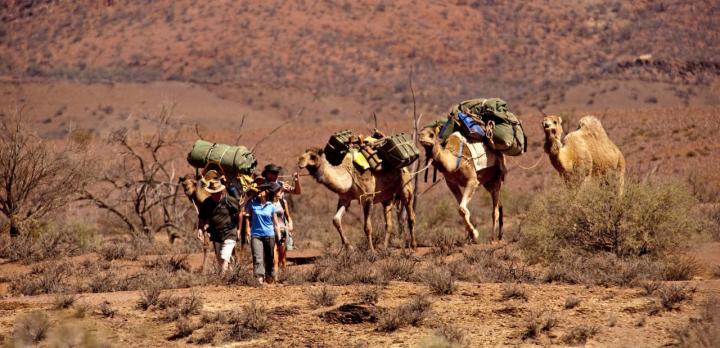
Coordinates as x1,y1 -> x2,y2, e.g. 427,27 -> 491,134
137,285 -> 162,310
433,324 -> 466,346
13,311 -> 51,345
98,301 -> 117,318
377,295 -> 431,332
224,301 -> 269,341
561,325 -> 600,345
501,284 -> 529,301
168,318 -> 198,340
52,293 -> 77,309
358,287 -> 382,305
658,283 -> 694,310
522,309 -> 557,340
421,266 -> 456,295
564,296 -> 581,309
309,286 -> 338,308
640,281 -> 661,296
673,298 -> 720,347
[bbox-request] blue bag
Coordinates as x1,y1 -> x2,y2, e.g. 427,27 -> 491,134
457,111 -> 485,141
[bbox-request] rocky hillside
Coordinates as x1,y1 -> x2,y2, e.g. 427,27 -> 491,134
1,0 -> 719,107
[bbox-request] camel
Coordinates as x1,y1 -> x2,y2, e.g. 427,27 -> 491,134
418,123 -> 506,242
297,148 -> 416,251
542,115 -> 625,194
179,175 -> 210,209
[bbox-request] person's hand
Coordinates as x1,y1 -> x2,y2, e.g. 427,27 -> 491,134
287,219 -> 294,231
293,172 -> 300,182
196,229 -> 204,241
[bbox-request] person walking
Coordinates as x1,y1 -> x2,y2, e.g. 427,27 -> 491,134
196,174 -> 241,275
261,163 -> 299,250
245,181 -> 281,284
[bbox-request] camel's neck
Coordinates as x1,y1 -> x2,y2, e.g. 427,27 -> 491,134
428,139 -> 459,173
311,155 -> 353,193
544,133 -> 567,171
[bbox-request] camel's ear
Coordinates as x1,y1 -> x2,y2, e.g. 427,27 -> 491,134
558,116 -> 563,124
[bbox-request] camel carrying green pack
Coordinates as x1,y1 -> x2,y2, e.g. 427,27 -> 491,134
448,98 -> 527,156
187,140 -> 257,175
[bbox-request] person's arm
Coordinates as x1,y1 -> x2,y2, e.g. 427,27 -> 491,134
244,207 -> 252,240
196,203 -> 208,241
272,214 -> 281,242
291,172 -> 302,194
282,197 -> 293,231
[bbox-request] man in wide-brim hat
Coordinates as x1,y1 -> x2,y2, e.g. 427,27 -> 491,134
196,174 -> 241,275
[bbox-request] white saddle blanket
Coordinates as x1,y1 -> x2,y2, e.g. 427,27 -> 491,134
447,132 -> 497,171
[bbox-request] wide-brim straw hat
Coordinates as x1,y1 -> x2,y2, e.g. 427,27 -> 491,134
200,177 -> 226,194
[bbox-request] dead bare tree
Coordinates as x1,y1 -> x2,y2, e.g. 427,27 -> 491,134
0,115 -> 88,236
81,105 -> 193,241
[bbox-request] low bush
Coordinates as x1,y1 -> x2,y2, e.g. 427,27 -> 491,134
168,319 -> 197,340
520,180 -> 706,261
13,311 -> 51,345
673,298 -> 720,347
658,284 -> 694,310
358,287 -> 382,305
433,324 -> 465,346
52,293 -> 77,309
10,261 -> 72,295
137,286 -> 162,310
501,284 -> 528,301
421,266 -> 456,295
561,325 -> 600,345
564,296 -> 581,309
224,301 -> 269,341
522,309 -> 557,339
98,301 -> 117,318
377,295 -> 431,332
309,286 -> 338,307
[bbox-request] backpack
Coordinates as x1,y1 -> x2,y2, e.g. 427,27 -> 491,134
187,140 -> 257,175
449,98 -> 527,156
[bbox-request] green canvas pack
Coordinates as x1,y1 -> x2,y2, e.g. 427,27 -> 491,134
448,98 -> 527,156
187,140 -> 257,175
377,133 -> 419,170
324,129 -> 353,165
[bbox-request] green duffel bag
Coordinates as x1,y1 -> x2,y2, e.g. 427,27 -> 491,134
448,98 -> 527,156
491,114 -> 526,156
187,140 -> 257,175
324,129 -> 353,166
378,133 -> 419,170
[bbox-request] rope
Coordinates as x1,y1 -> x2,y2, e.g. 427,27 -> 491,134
406,159 -> 433,177
508,155 -> 545,170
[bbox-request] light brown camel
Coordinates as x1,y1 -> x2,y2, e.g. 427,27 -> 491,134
542,115 -> 626,194
179,175 -> 210,208
418,123 -> 506,242
297,148 -> 416,251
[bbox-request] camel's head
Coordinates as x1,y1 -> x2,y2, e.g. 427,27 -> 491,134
178,175 -> 199,198
542,115 -> 563,138
297,148 -> 322,176
418,120 -> 443,151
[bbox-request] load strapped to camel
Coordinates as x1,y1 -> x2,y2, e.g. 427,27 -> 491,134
445,98 -> 527,156
323,129 -> 419,171
187,140 -> 257,175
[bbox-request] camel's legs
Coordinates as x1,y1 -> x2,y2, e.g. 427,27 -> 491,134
332,199 -> 352,248
382,200 -> 394,249
459,182 -> 480,241
489,187 -> 502,241
447,181 -> 480,241
401,191 -> 417,249
362,199 -> 375,252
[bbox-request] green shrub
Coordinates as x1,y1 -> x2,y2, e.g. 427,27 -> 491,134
520,179 -> 705,261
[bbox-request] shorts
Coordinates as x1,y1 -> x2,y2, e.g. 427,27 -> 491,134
213,239 -> 237,262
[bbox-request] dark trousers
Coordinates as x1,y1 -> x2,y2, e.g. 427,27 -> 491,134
251,236 -> 275,279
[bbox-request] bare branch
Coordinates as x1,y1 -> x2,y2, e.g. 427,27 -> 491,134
251,108 -> 304,152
